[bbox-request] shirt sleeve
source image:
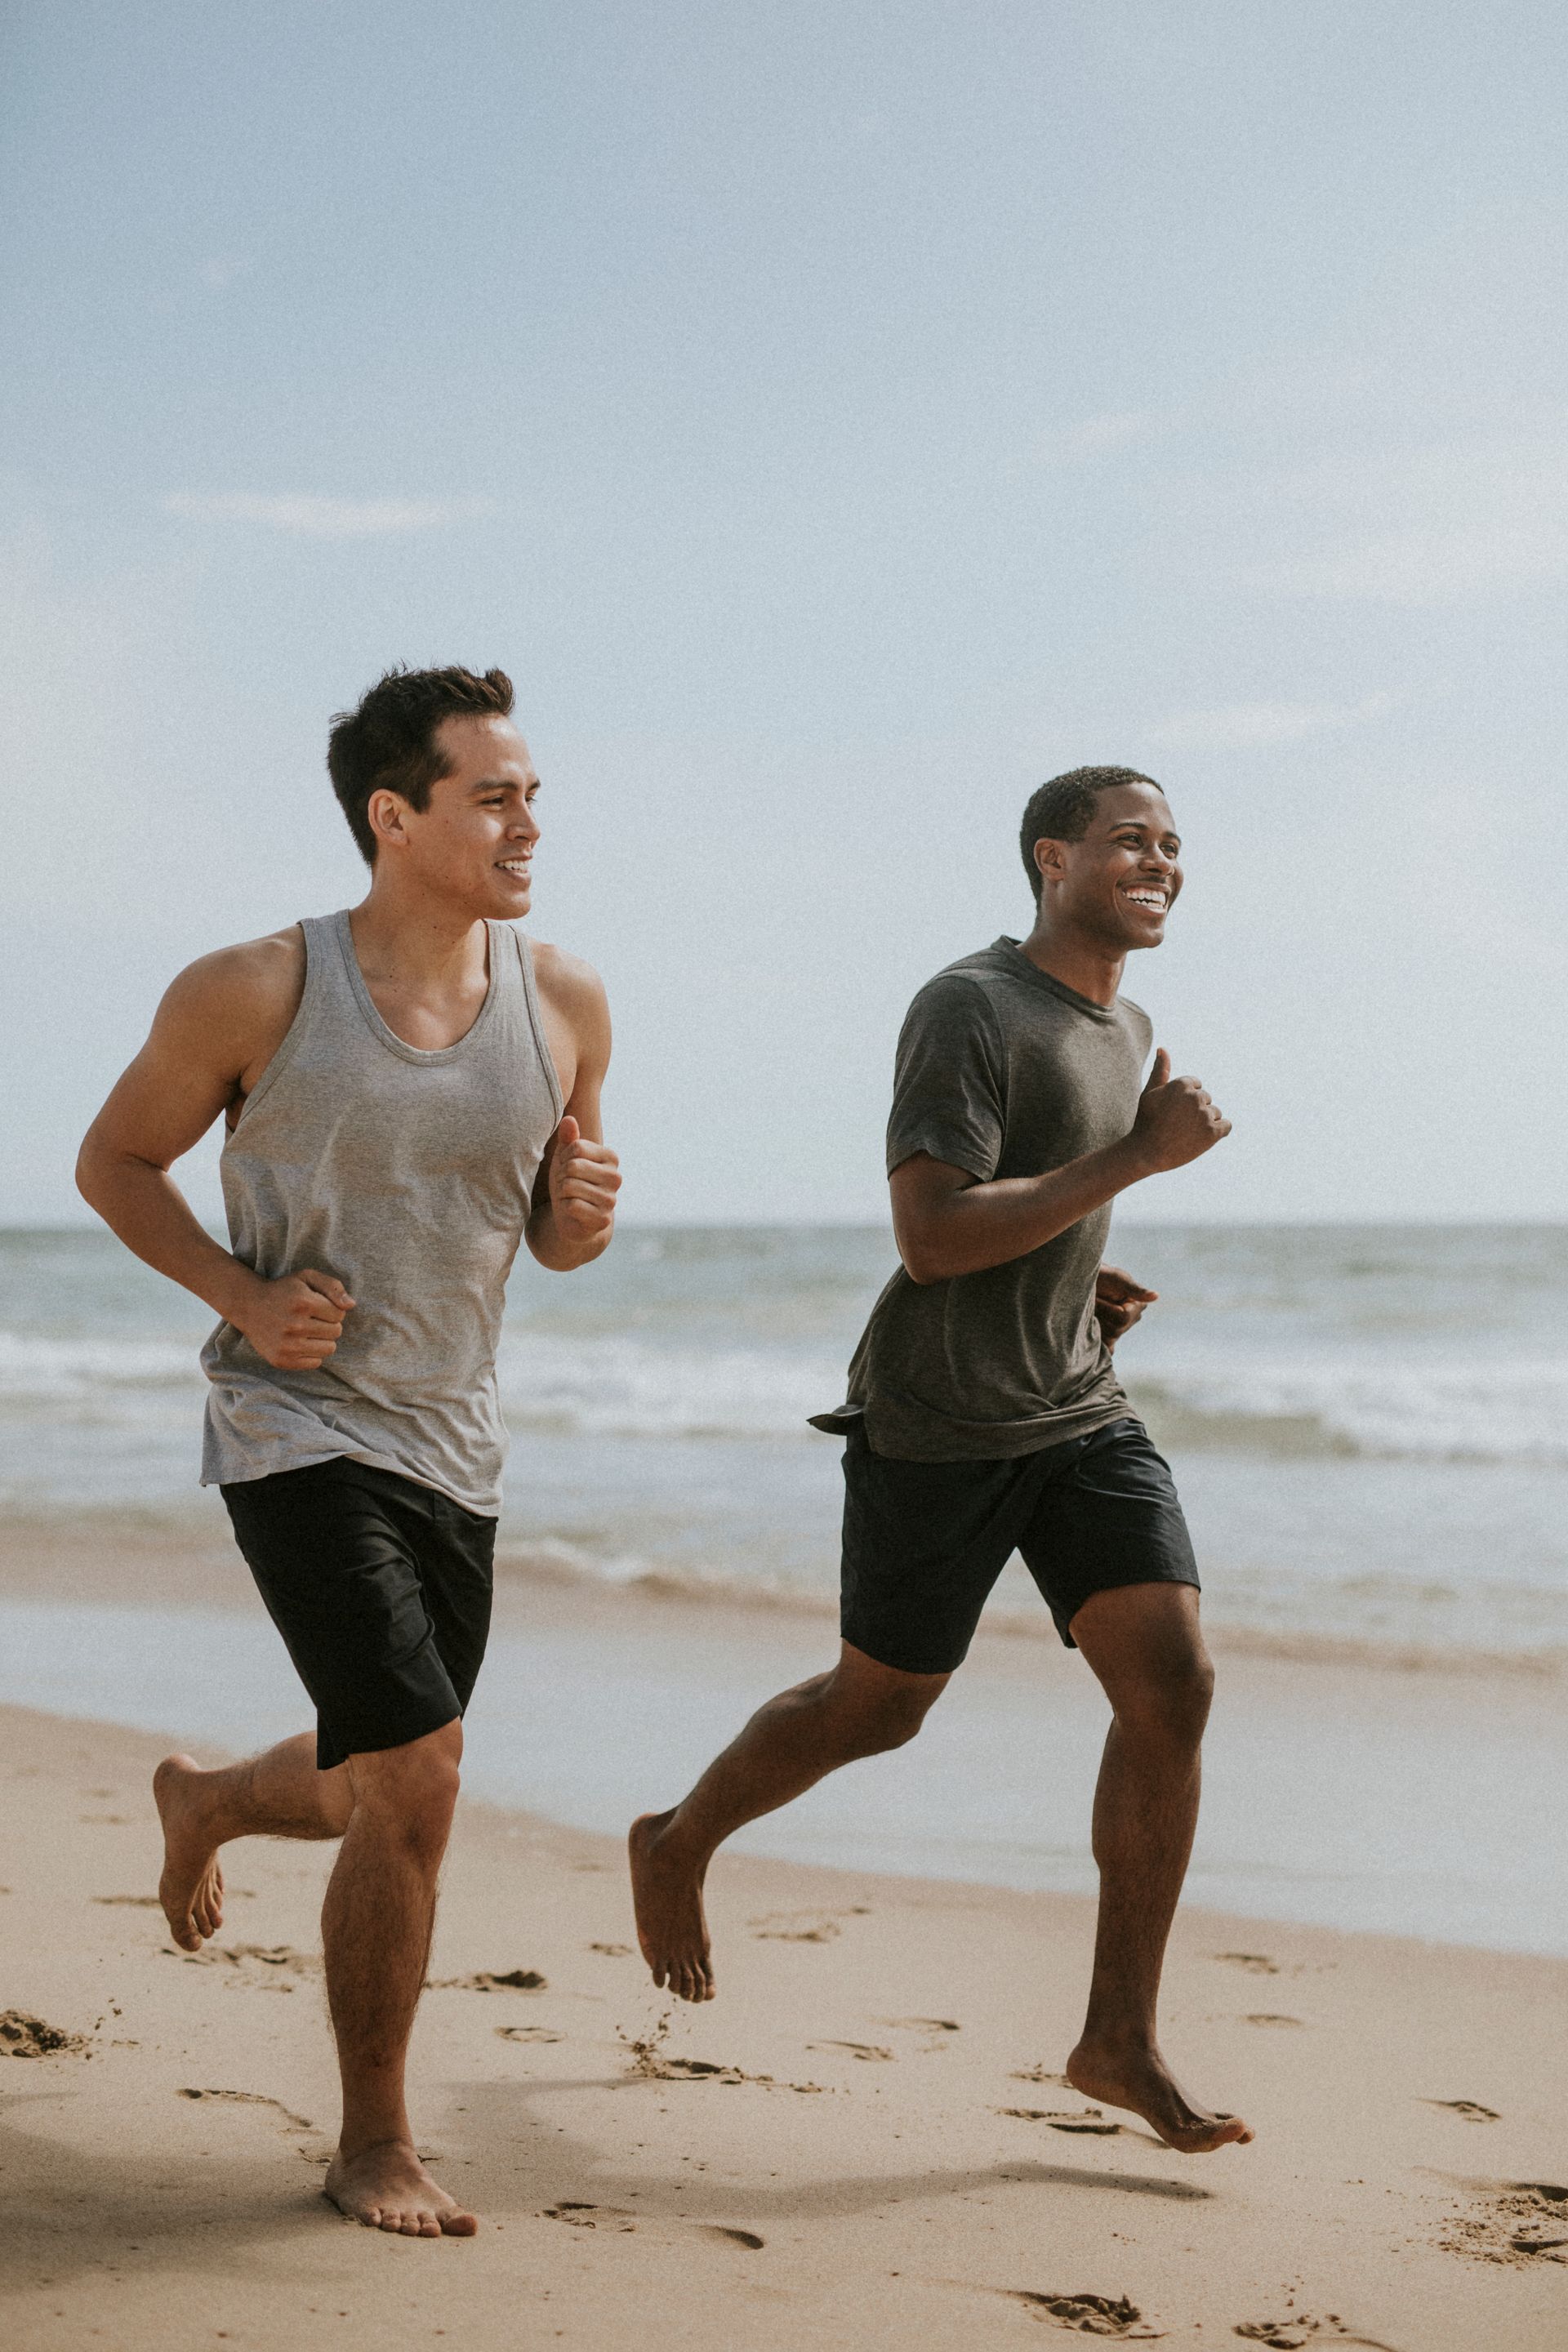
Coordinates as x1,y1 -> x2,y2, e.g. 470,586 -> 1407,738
885,975 -> 1007,1183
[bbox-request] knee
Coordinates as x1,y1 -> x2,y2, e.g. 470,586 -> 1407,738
1118,1651 -> 1214,1747
836,1690 -> 933,1760
354,1745 -> 461,1854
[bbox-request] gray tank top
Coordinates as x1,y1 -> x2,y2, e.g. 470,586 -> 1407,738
200,910 -> 563,1514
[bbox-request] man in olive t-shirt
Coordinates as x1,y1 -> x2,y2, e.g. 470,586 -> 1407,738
631,766 -> 1250,2158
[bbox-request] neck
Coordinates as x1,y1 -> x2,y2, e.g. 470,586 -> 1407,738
350,870 -> 489,982
1016,909 -> 1125,1008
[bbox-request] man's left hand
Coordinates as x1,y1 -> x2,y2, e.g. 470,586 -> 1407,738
547,1115 -> 621,1245
1095,1263 -> 1157,1348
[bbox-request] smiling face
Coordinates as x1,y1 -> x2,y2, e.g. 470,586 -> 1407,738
1034,780 -> 1183,951
367,713 -> 541,918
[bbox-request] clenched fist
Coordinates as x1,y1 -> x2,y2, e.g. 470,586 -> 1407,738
1094,1264 -> 1159,1348
234,1268 -> 354,1370
547,1114 -> 621,1245
1128,1049 -> 1232,1174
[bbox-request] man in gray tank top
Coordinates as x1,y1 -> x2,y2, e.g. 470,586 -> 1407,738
77,665 -> 619,2238
632,768 -> 1254,2158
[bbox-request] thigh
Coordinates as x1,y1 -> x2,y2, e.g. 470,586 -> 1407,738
418,1492 -> 497,1715
222,1459 -> 463,1770
839,1429 -> 1032,1675
1014,1419 -> 1200,1651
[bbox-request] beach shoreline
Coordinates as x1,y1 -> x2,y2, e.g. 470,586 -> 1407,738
3,1513 -> 1566,1962
2,1698 -> 1566,2351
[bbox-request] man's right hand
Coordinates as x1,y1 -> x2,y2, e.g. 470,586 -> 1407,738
232,1269 -> 355,1370
1129,1049 -> 1232,1173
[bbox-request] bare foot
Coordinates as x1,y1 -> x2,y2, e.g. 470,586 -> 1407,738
1066,2037 -> 1254,2154
154,1754 -> 225,1952
628,1811 -> 715,2002
324,2139 -> 478,2237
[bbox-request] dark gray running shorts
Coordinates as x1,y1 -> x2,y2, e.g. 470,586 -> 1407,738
220,1457 -> 495,1771
839,1415 -> 1199,1676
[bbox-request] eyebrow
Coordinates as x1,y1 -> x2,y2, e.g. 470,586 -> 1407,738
467,774 -> 539,793
1109,819 -> 1180,844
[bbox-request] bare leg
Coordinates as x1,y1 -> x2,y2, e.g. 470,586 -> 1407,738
630,1642 -> 947,2002
154,1733 -> 352,1950
317,1720 -> 476,2237
1063,1583 -> 1252,2154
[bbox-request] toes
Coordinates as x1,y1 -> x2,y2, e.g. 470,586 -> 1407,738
443,2209 -> 479,2237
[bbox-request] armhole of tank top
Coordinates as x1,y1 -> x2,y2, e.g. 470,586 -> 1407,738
512,928 -> 566,1122
227,918 -> 323,1136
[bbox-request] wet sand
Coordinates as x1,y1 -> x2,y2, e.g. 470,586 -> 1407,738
2,1699 -> 1566,2351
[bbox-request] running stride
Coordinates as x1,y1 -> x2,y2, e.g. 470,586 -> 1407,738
78,665 -> 619,2234
630,764 -> 1249,2155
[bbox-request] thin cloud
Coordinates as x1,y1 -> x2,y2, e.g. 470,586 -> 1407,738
1238,438 -> 1568,604
164,493 -> 491,539
1148,692 -> 1400,752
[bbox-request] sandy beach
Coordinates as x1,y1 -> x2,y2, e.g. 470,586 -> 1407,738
3,1687 -> 1566,2352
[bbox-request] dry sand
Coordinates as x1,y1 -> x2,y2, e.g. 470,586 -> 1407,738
2,1701 -> 1566,2351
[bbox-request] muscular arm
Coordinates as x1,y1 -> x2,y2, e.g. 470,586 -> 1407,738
526,945 -> 619,1272
75,934 -> 353,1367
890,1049 -> 1230,1285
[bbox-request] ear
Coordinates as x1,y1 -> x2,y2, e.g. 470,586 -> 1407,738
1032,835 -> 1067,887
367,787 -> 413,853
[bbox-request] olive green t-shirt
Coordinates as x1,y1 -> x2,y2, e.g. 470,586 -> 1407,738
812,938 -> 1152,1462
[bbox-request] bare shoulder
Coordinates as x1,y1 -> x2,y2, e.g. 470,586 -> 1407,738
155,926 -> 306,1070
528,938 -> 610,1103
530,938 -> 610,1032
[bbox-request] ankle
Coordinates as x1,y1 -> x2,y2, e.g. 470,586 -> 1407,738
337,2127 -> 416,2162
1074,2022 -> 1159,2060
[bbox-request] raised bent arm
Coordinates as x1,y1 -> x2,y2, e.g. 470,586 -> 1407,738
526,953 -> 619,1272
890,1049 -> 1230,1285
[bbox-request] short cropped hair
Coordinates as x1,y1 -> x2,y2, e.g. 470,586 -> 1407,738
1018,764 -> 1160,901
327,664 -> 515,863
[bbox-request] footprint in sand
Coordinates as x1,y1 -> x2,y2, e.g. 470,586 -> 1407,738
93,1894 -> 164,1908
497,2025 -> 564,2044
747,1905 -> 871,1942
884,2016 -> 960,2033
997,2106 -> 1125,2136
1012,2067 -> 1072,2087
1010,2288 -> 1160,2336
544,2202 -> 637,2232
428,1967 -> 547,1991
171,1943 -> 318,1987
543,2205 -> 764,2251
1234,2322 -> 1400,2350
1214,1953 -> 1281,1975
178,2087 -> 314,2132
1419,2099 -> 1499,2121
1440,2180 -> 1568,2266
1,2011 -> 90,2058
1244,2013 -> 1304,2028
621,2030 -> 825,2093
808,2040 -> 895,2062
588,1942 -> 633,1957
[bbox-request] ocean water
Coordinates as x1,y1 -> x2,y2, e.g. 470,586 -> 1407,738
3,1220 -> 1566,1670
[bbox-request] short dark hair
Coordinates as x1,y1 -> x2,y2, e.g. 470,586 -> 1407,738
327,664 -> 515,864
1018,764 -> 1160,901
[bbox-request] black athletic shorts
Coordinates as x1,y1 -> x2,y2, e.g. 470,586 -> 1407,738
220,1458 -> 496,1772
839,1415 -> 1199,1677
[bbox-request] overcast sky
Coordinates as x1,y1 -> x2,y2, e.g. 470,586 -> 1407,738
3,1 -> 1566,1226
